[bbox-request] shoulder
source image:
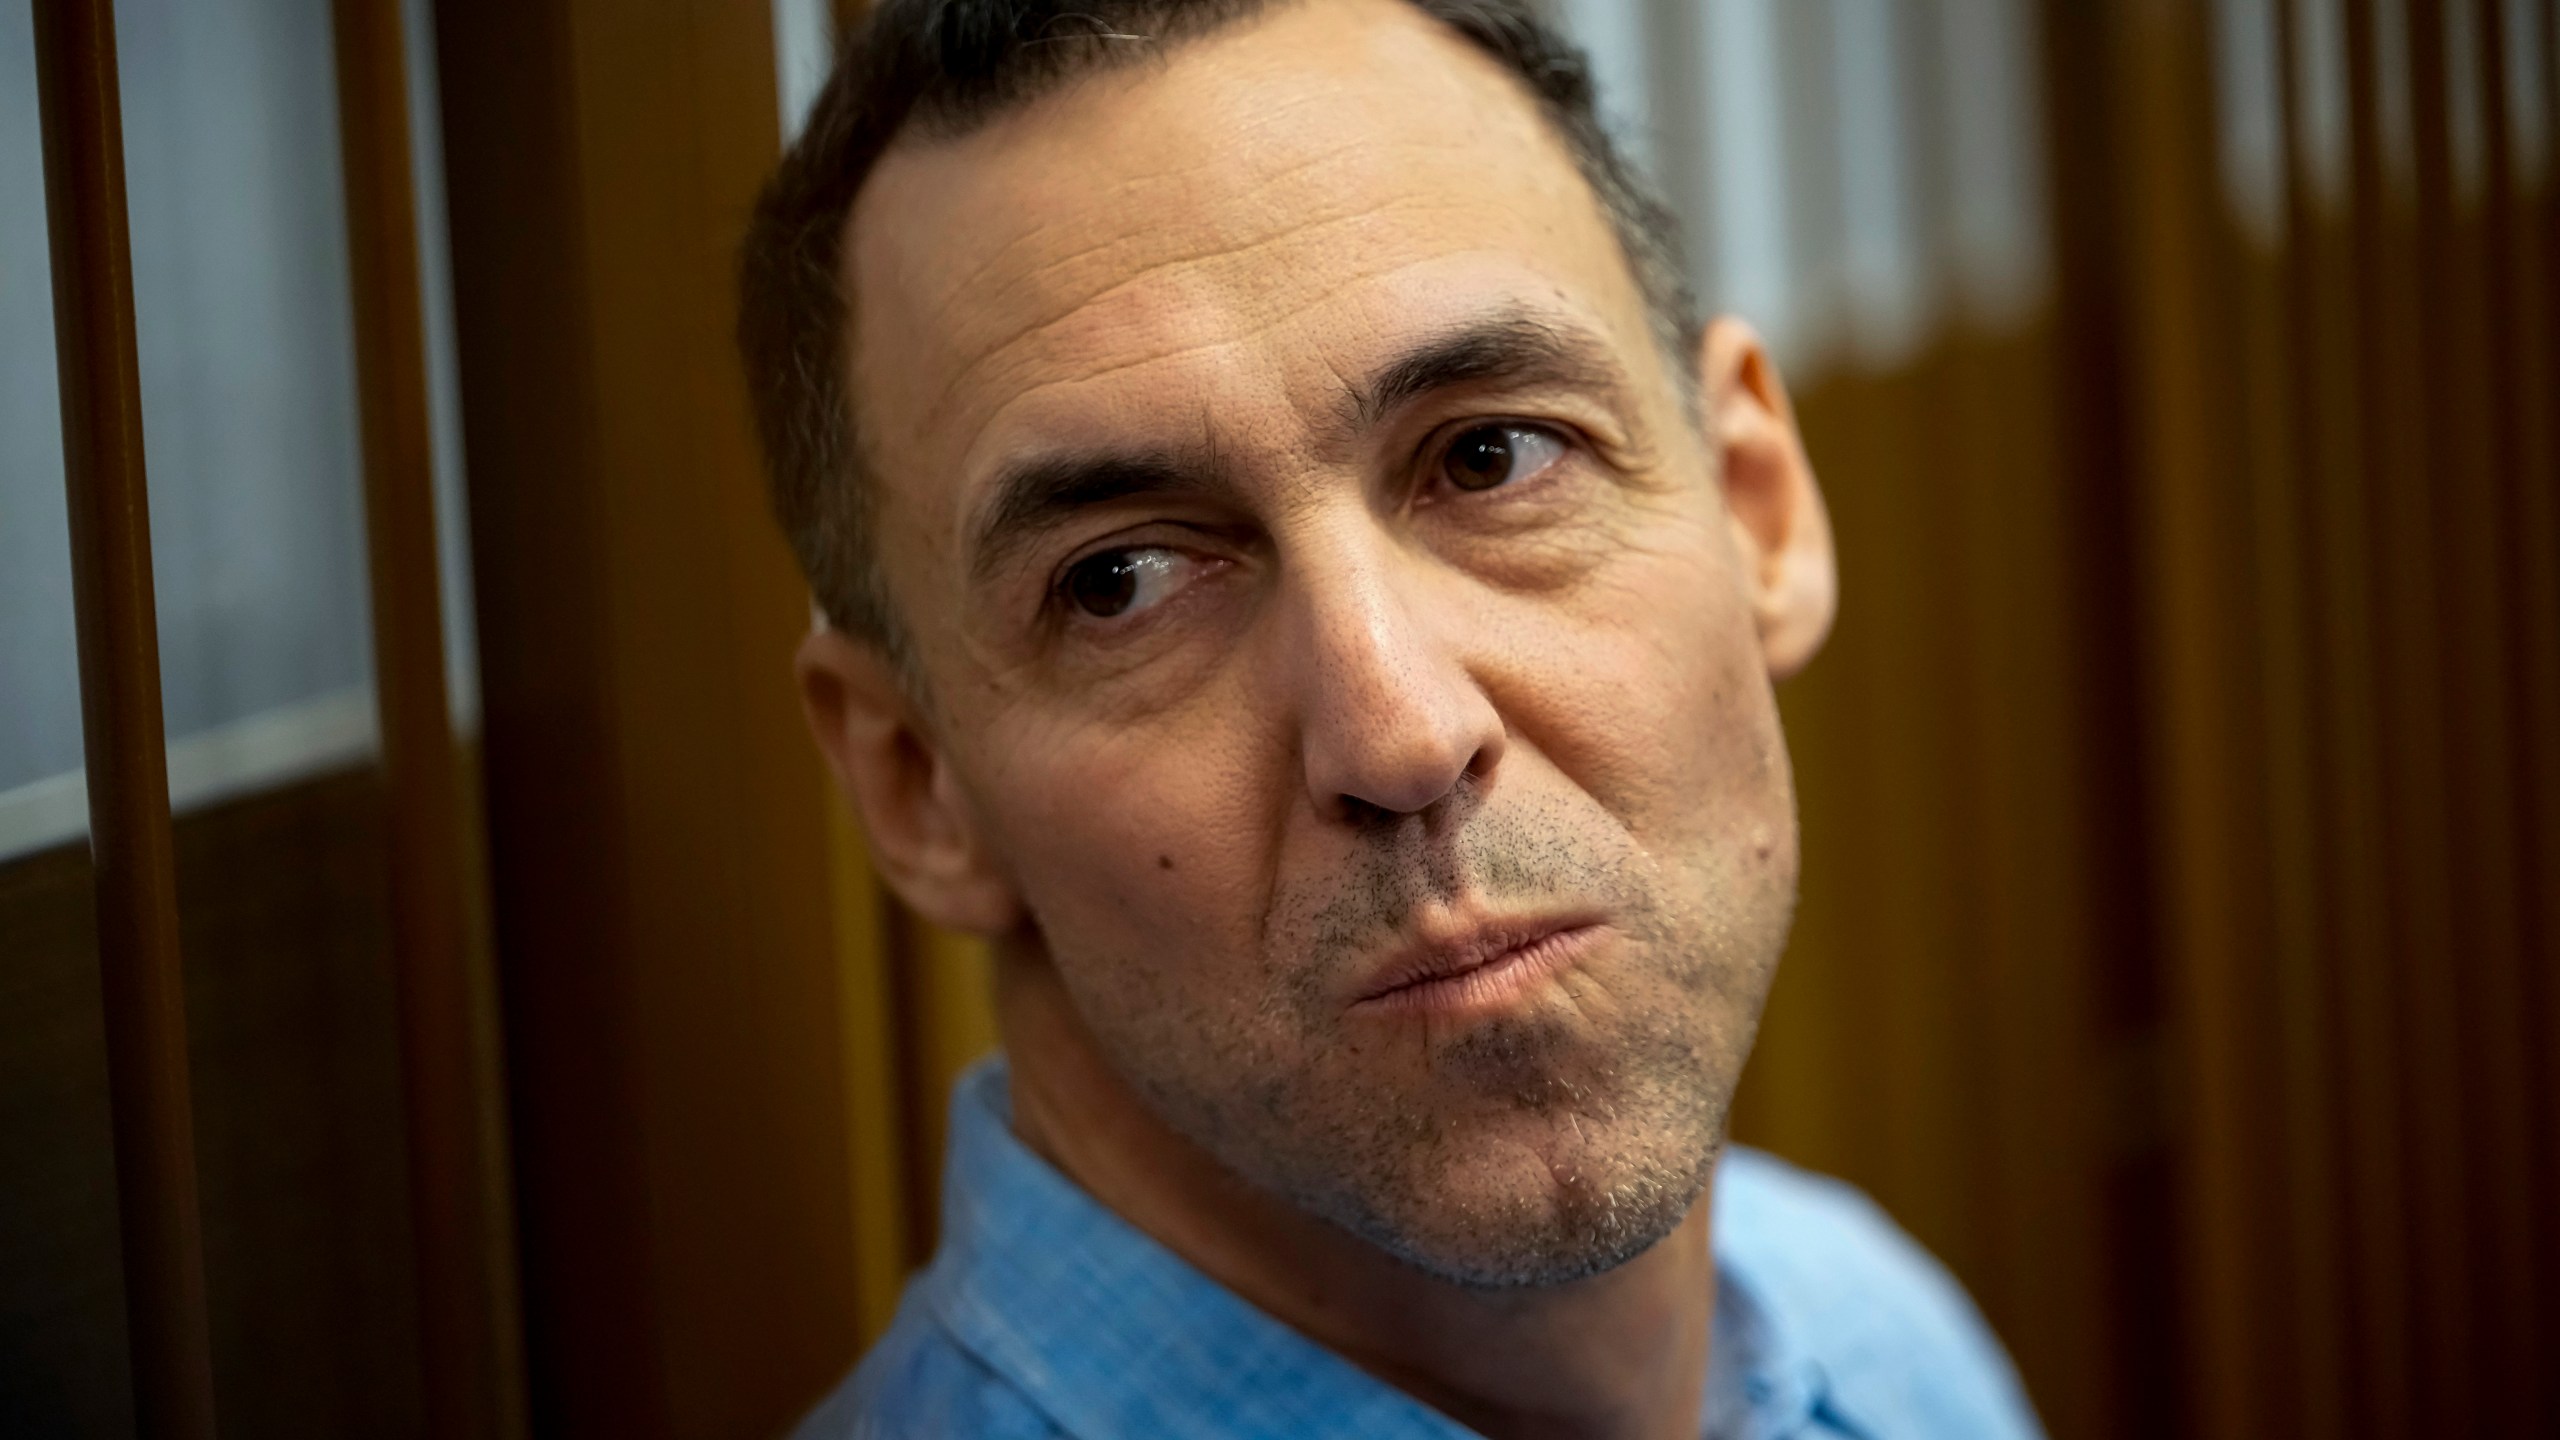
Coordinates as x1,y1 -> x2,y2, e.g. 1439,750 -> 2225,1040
789,1291 -> 1065,1440
1714,1146 -> 2045,1440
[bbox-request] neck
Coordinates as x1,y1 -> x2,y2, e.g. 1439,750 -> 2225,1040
996,942 -> 1715,1440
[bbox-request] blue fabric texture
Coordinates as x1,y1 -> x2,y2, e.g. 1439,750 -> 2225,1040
795,1059 -> 2045,1440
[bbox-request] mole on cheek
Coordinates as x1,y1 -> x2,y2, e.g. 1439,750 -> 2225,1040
1158,854 -> 1175,871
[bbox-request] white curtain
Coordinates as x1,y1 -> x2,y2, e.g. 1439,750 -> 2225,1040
1547,0 -> 2051,376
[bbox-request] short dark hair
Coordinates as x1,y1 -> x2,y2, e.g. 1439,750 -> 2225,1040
737,0 -> 1696,653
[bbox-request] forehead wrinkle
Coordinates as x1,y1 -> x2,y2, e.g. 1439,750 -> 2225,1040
908,193 -> 1480,445
919,123 -> 1386,305
992,246 -> 1465,402
914,168 -> 1204,320
878,100 -> 1442,355
922,207 -> 1087,312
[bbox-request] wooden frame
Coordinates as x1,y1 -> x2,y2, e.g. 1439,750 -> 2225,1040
329,0 -> 529,1434
31,2 -> 218,1434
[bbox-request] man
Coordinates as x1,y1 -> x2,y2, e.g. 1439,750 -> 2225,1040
741,1 -> 2042,1435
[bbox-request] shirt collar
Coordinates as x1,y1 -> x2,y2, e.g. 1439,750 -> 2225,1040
920,1058 -> 1846,1439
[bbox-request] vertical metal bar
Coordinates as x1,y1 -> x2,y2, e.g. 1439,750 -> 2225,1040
326,1 -> 528,1436
29,2 -> 219,1437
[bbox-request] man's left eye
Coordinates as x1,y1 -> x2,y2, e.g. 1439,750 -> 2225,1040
1439,423 -> 1568,493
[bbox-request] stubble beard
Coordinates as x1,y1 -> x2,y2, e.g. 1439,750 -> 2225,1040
1078,781 -> 1788,1290
1284,992 -> 1739,1290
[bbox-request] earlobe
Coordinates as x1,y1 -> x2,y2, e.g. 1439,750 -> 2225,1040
1698,318 -> 1837,680
796,625 -> 1024,934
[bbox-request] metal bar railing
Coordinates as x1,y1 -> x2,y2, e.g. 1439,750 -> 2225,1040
30,2 -> 219,1436
327,1 -> 529,1435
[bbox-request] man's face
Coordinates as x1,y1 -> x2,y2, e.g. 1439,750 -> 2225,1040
844,0 -> 1801,1285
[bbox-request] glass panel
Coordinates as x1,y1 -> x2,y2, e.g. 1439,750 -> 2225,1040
1827,0 -> 1933,368
772,0 -> 833,142
2372,0 -> 2418,194
1547,0 -> 2052,375
1701,0 -> 1800,357
0,1 -> 85,825
2505,0 -> 2549,185
404,0 -> 480,734
2296,0 -> 2354,210
114,0 -> 378,762
1551,0 -> 1659,174
2214,0 -> 2288,246
0,0 -> 448,862
1936,0 -> 2050,327
2444,0 -> 2488,203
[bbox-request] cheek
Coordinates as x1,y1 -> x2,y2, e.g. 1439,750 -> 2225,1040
1487,514 -> 1789,853
975,697 -> 1283,1012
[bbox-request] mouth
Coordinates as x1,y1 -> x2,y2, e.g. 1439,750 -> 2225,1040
1349,915 -> 1605,1018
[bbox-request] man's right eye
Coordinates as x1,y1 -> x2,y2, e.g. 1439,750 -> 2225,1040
1060,546 -> 1190,620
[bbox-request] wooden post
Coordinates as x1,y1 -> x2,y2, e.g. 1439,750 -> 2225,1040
327,1 -> 530,1435
30,1 -> 219,1435
433,0 -> 862,1429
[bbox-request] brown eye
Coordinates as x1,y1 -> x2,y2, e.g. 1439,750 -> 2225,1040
1441,424 -> 1565,493
1062,547 -> 1187,620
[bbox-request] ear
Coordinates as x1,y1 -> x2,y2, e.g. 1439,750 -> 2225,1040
1699,316 -> 1836,679
797,624 -> 1024,934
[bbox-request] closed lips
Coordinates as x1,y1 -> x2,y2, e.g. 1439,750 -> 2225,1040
1352,920 -> 1602,1015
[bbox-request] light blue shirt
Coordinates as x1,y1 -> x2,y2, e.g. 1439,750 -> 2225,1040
797,1059 -> 2043,1439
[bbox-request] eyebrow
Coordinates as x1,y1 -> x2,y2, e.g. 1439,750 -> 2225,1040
968,449 -> 1231,584
964,310 -> 1633,586
1342,310 -> 1633,433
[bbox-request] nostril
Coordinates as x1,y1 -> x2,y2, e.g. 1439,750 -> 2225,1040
1335,794 -> 1400,830
1331,762 -> 1494,831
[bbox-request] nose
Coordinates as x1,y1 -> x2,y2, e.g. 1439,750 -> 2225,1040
1282,538 -> 1507,824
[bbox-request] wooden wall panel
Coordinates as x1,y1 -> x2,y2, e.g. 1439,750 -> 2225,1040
2489,0 -> 2560,1396
2279,2 -> 2420,1429
1742,3 -> 2560,1436
2232,10 -> 2352,1428
824,813 -> 912,1345
1749,322 -> 2146,1440
886,918 -> 996,1266
2348,2 -> 2480,1424
2409,0 -> 2543,1422
0,842 -> 137,1438
432,1 -> 863,1432
0,769 -> 436,1438
174,771 -> 426,1438
2109,7 -> 2277,1435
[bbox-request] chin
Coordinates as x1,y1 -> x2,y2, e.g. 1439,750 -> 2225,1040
1340,1130 -> 1717,1290
1291,1091 -> 1723,1291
